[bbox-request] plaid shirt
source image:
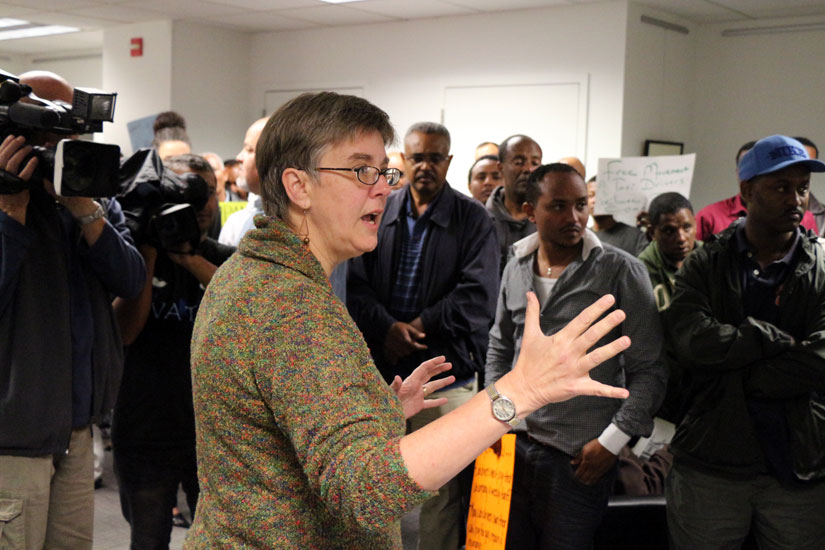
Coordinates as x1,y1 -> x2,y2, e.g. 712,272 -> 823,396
347,183 -> 499,382
485,230 -> 666,456
388,197 -> 432,321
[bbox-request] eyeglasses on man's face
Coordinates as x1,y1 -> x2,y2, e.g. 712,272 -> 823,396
316,165 -> 402,186
406,153 -> 450,165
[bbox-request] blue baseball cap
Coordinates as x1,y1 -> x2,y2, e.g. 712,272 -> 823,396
738,134 -> 825,181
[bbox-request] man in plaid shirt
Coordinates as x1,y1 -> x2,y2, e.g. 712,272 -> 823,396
348,122 -> 499,550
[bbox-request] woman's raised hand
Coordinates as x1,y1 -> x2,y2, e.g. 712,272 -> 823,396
505,292 -> 631,415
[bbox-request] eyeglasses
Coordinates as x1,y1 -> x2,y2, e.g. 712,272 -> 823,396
316,166 -> 402,186
407,152 -> 450,165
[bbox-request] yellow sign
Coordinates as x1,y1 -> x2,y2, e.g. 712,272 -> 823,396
465,434 -> 516,550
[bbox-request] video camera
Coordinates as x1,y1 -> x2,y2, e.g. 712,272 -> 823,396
118,149 -> 207,252
150,173 -> 207,252
0,69 -> 120,197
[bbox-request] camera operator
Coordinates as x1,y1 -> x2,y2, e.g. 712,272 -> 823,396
0,71 -> 145,550
111,153 -> 233,550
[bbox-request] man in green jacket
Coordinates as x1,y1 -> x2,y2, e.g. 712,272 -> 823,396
639,192 -> 702,313
665,135 -> 825,550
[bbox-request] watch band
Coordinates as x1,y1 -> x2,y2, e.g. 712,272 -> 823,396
76,201 -> 105,226
486,382 -> 502,402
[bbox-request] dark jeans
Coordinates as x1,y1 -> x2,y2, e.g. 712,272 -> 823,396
506,434 -> 616,550
113,446 -> 198,550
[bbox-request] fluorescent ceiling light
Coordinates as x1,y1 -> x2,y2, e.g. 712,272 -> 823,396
0,25 -> 79,41
319,0 -> 367,4
0,18 -> 29,29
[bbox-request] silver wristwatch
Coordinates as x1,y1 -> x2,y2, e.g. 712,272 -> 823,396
76,201 -> 105,226
486,383 -> 520,427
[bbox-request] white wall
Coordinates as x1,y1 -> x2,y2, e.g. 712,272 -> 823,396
26,50 -> 102,90
1,54 -> 26,76
1,51 -> 101,94
171,21 -> 252,161
622,3 -> 694,158
249,1 -> 631,189
102,20 -> 173,155
690,15 -> 825,211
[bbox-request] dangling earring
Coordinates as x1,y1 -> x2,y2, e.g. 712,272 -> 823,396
298,210 -> 310,246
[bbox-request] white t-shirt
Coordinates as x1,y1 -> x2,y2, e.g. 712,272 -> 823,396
532,272 -> 558,305
218,193 -> 264,246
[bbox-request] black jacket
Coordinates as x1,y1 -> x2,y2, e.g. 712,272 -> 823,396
0,192 -> 144,456
347,184 -> 499,382
665,222 -> 825,481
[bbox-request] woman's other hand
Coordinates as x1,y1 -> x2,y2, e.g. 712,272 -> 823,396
390,356 -> 455,419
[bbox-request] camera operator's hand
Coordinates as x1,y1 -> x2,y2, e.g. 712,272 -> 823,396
0,135 -> 38,225
166,241 -> 218,287
38,178 -> 107,246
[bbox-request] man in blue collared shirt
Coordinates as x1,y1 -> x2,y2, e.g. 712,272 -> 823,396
348,122 -> 499,550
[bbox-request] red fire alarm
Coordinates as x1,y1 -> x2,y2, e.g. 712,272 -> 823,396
130,37 -> 143,57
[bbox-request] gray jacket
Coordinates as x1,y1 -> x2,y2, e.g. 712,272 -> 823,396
485,230 -> 666,455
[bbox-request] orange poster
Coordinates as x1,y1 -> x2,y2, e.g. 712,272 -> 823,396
465,434 -> 516,550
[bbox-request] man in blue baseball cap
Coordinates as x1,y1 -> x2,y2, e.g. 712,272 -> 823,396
737,134 -> 825,183
663,134 -> 825,549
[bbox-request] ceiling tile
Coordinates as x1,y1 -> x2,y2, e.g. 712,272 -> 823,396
445,0 -> 568,13
199,10 -> 319,31
1,0 -> 100,9
198,0 -> 319,10
344,0 -> 477,20
69,4 -> 169,22
133,0 -> 244,19
278,4 -> 397,25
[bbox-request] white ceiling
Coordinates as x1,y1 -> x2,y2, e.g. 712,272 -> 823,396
3,0 -> 825,54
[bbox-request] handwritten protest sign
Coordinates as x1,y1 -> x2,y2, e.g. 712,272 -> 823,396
465,434 -> 516,550
595,154 -> 696,227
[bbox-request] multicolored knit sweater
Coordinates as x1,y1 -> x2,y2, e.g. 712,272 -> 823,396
184,216 -> 430,549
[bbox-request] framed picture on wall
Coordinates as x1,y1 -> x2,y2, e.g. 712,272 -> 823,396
644,139 -> 684,156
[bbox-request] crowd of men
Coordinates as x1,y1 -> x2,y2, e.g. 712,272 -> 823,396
1,69 -> 824,550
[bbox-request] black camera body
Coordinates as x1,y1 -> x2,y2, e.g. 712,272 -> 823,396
152,203 -> 201,252
0,69 -> 120,196
150,171 -> 208,252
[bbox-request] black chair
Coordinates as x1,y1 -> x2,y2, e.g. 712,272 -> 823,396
594,494 -> 759,550
595,495 -> 668,550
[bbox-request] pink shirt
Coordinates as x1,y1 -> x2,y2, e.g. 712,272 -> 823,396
695,194 -> 818,241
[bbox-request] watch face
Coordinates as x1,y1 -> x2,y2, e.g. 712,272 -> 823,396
492,397 -> 516,421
